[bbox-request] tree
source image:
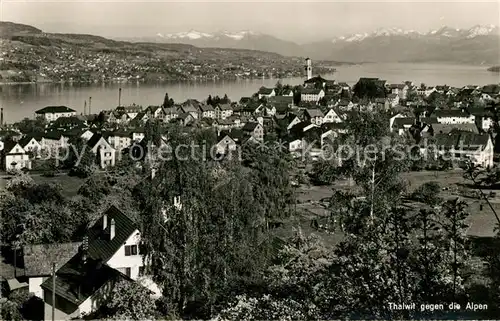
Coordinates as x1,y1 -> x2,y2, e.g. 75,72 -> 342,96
293,86 -> 301,105
103,280 -> 158,320
275,81 -> 283,96
14,117 -> 46,134
163,92 -> 174,108
411,181 -> 442,206
207,95 -> 213,106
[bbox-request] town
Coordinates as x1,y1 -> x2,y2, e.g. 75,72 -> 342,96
0,31 -> 337,84
2,57 -> 500,321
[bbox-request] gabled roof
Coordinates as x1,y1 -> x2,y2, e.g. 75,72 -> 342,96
432,123 -> 478,135
434,109 -> 472,118
43,131 -> 65,141
40,254 -> 127,306
3,140 -> 22,154
178,105 -> 198,113
258,87 -> 274,95
268,96 -> 293,105
217,103 -> 232,111
242,122 -> 260,132
87,133 -> 104,149
482,84 -> 500,95
239,97 -> 252,104
87,206 -> 138,262
23,242 -> 81,277
35,106 -> 76,114
304,108 -> 324,118
199,104 -> 215,112
301,88 -> 324,95
304,75 -> 328,84
18,136 -> 40,148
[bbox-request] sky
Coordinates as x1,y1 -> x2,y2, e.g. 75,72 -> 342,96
1,0 -> 499,43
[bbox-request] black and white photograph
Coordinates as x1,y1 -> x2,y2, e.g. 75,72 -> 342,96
1,0 -> 500,320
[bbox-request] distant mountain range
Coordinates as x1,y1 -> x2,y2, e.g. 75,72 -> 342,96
118,25 -> 500,65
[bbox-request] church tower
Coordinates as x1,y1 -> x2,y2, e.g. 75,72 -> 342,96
305,57 -> 312,80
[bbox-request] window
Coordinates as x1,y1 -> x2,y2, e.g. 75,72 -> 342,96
125,267 -> 131,278
125,245 -> 138,256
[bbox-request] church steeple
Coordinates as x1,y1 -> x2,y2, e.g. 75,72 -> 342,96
305,58 -> 312,80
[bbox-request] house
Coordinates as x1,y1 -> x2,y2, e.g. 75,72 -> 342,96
2,140 -> 31,170
304,108 -> 325,125
145,106 -> 165,119
22,242 -> 81,298
241,122 -> 264,142
431,123 -> 479,135
87,134 -> 116,168
323,108 -> 343,123
268,96 -> 294,109
214,104 -> 233,120
132,111 -> 149,124
389,84 -> 409,99
116,105 -> 143,120
434,109 -> 475,124
387,94 -> 400,107
108,130 -> 132,151
288,138 -> 304,153
338,82 -> 351,91
426,132 -> 493,168
41,206 -> 152,320
255,104 -> 277,116
216,135 -> 238,155
162,107 -> 179,123
335,99 -> 355,110
301,88 -> 325,103
178,113 -> 196,126
131,129 -> 145,142
35,106 -> 77,122
257,87 -> 276,99
391,117 -> 416,135
40,132 -> 68,152
320,122 -> 348,147
178,104 -> 199,120
198,104 -> 215,119
303,75 -> 329,89
19,136 -> 42,154
80,129 -> 95,141
417,86 -> 437,97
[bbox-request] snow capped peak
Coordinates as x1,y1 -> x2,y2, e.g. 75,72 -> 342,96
466,24 -> 499,38
160,29 -> 261,41
161,30 -> 214,40
222,30 -> 259,40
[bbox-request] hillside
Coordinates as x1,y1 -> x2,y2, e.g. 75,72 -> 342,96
0,21 -> 336,84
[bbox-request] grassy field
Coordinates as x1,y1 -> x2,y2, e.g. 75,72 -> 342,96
288,169 -> 499,247
1,174 -> 84,198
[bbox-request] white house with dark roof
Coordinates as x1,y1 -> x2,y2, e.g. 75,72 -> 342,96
304,108 -> 324,125
216,135 -> 238,155
257,87 -> 276,99
35,106 -> 77,122
434,109 -> 475,125
87,133 -> 116,168
301,88 -> 325,102
41,206 -> 159,320
198,104 -> 215,119
323,109 -> 343,124
241,122 -> 264,142
2,140 -> 31,170
214,104 -> 233,119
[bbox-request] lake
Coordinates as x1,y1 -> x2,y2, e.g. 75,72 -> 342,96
1,63 -> 499,123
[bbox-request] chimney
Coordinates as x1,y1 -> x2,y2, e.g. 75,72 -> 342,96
1,108 -> 3,126
103,213 -> 107,230
88,97 -> 92,115
110,219 -> 115,240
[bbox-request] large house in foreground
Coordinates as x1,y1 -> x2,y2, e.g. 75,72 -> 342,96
41,206 -> 154,320
35,106 -> 77,122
